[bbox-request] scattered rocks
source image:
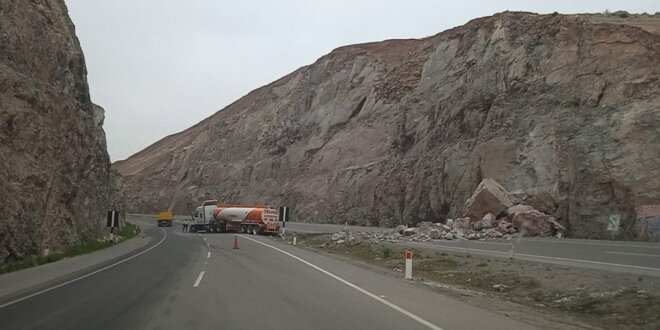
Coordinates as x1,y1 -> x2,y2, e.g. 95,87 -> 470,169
492,284 -> 509,292
327,181 -> 566,245
484,228 -> 504,238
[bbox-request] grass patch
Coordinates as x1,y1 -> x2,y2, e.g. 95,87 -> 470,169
382,247 -> 392,258
0,222 -> 140,275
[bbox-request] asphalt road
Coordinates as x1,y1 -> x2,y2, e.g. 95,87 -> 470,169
0,218 -> 538,330
284,222 -> 660,277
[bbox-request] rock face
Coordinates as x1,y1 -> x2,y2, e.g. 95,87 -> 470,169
114,12 -> 660,239
0,1 -> 123,262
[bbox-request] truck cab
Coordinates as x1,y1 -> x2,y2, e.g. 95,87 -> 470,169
190,200 -> 218,232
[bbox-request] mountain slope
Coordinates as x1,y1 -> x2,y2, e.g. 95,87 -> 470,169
114,12 -> 660,239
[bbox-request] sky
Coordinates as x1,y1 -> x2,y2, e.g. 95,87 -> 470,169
65,1 -> 659,162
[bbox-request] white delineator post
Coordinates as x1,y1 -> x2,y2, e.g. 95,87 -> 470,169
405,250 -> 413,280
293,236 -> 297,246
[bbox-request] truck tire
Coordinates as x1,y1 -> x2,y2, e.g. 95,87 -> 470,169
254,225 -> 262,236
248,225 -> 255,235
240,225 -> 247,234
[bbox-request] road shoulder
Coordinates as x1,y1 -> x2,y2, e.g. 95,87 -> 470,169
0,221 -> 154,302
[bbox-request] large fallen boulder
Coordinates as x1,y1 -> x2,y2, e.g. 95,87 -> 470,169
508,204 -> 564,236
463,179 -> 514,219
520,192 -> 558,215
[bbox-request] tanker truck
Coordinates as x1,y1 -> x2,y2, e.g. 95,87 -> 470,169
190,201 -> 280,235
212,204 -> 280,235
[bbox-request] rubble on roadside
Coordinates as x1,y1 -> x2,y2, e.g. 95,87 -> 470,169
329,178 -> 565,245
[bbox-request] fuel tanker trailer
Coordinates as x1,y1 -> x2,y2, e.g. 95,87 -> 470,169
211,204 -> 280,235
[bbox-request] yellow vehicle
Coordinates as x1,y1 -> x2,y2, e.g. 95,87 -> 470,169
157,211 -> 173,227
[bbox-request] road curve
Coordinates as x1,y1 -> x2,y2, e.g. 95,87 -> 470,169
0,217 -> 538,330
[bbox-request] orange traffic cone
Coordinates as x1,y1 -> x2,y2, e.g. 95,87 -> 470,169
233,235 -> 239,250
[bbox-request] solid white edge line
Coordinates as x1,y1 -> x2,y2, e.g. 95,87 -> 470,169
405,242 -> 660,272
0,228 -> 168,309
607,251 -> 660,258
193,271 -> 205,288
239,235 -> 443,330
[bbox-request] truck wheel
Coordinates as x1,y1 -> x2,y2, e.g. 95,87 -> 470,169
240,225 -> 246,234
254,226 -> 262,235
249,225 -> 255,235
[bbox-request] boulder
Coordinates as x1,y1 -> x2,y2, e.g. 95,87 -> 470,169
507,204 -> 537,216
403,228 -> 416,236
473,213 -> 497,230
520,192 -> 558,215
452,217 -> 471,233
429,228 -> 442,239
395,225 -> 407,234
443,232 -> 455,240
510,206 -> 565,236
445,219 -> 454,227
418,221 -> 434,228
463,179 -> 514,219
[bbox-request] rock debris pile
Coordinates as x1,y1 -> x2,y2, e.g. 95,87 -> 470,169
331,179 -> 564,244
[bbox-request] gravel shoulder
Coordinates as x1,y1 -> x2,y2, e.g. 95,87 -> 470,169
284,233 -> 660,330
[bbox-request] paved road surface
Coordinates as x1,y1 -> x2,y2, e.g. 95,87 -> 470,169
284,222 -> 660,277
0,217 -> 539,330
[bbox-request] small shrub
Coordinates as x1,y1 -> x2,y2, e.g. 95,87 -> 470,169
613,10 -> 630,18
382,248 -> 392,259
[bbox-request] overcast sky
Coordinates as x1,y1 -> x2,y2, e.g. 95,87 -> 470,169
65,1 -> 659,161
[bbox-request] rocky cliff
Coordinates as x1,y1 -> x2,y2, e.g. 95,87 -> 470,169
0,0 -> 124,263
114,12 -> 660,239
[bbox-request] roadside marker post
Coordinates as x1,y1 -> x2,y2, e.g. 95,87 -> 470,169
509,243 -> 515,260
405,251 -> 413,280
107,210 -> 119,241
233,236 -> 240,250
293,236 -> 297,246
279,206 -> 289,236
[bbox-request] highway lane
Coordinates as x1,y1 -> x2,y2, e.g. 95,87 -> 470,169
0,219 -> 201,329
146,232 -> 536,330
0,219 -> 539,330
284,222 -> 660,276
